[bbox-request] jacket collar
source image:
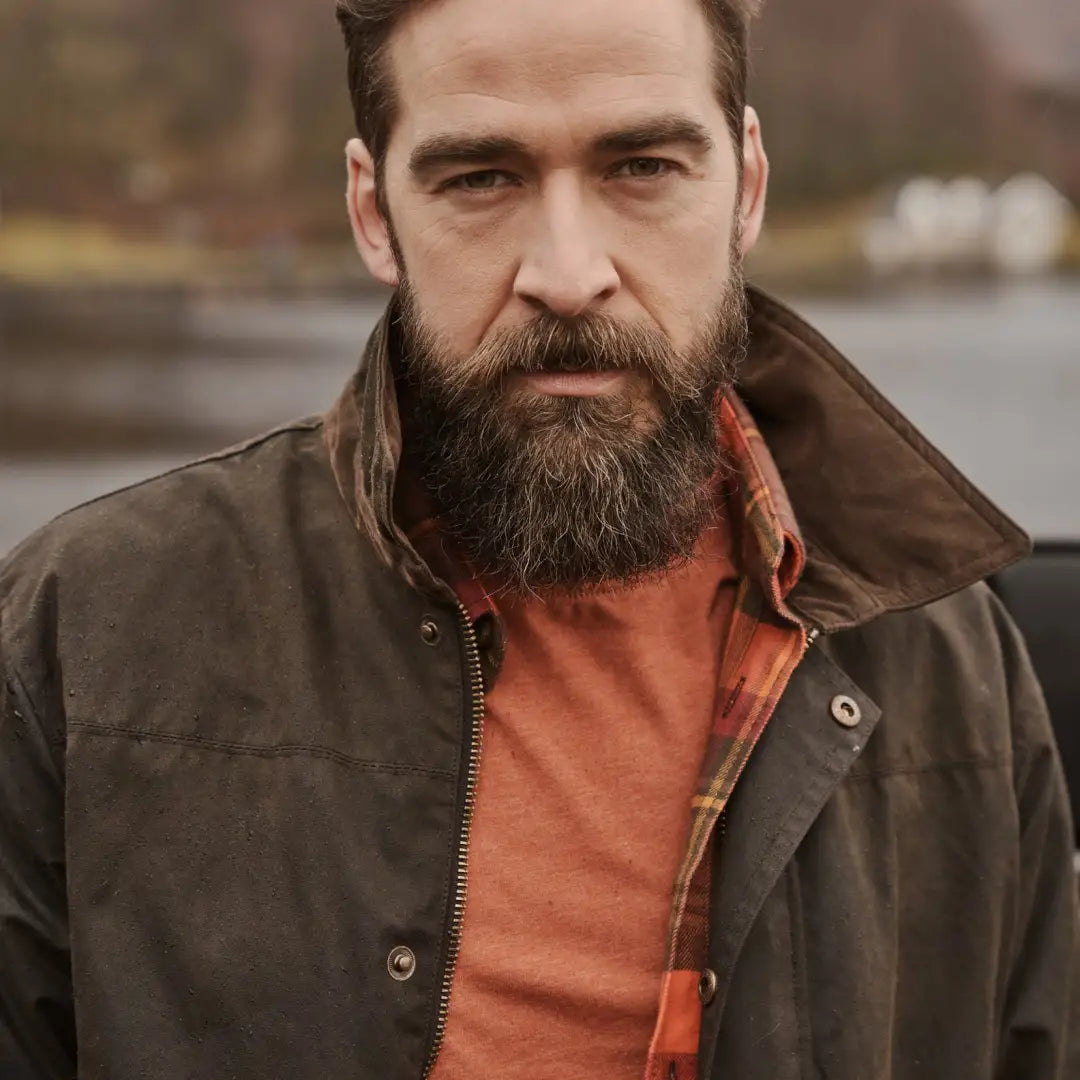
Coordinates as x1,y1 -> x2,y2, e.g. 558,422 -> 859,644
323,286 -> 1031,633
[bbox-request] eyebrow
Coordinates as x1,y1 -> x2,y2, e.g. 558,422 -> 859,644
407,113 -> 716,181
592,115 -> 715,157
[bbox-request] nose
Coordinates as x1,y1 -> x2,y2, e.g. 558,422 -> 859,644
513,177 -> 620,319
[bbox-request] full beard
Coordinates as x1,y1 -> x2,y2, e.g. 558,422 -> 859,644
396,276 -> 749,594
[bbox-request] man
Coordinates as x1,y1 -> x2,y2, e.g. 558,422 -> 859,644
1,0 -> 1077,1076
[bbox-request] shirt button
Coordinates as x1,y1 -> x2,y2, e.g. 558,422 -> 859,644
419,618 -> 441,646
387,946 -> 417,981
698,968 -> 718,1005
830,694 -> 862,728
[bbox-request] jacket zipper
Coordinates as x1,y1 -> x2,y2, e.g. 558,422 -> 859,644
421,615 -> 821,1072
422,602 -> 486,1078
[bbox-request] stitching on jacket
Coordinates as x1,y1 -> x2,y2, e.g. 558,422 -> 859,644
885,545 -> 1026,618
784,864 -> 814,1080
67,719 -> 456,779
847,753 -> 1012,781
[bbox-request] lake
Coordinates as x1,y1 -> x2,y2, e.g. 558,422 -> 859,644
2,279 -> 1078,555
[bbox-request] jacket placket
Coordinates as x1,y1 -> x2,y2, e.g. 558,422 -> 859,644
696,645 -> 883,1078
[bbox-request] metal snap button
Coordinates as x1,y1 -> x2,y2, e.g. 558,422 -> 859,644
387,946 -> 417,981
830,694 -> 862,728
419,618 -> 441,646
698,967 -> 718,1005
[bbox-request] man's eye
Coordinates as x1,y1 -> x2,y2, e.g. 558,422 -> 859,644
613,158 -> 680,180
444,170 -> 515,193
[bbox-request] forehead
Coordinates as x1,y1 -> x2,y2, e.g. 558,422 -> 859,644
386,0 -> 719,149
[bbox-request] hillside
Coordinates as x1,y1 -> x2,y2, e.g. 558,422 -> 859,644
751,0 -> 1022,205
0,0 -> 1074,244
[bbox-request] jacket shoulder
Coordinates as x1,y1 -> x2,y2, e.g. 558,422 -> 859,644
825,581 -> 1050,774
0,419 -> 341,667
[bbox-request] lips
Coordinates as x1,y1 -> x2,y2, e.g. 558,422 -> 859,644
512,370 -> 631,397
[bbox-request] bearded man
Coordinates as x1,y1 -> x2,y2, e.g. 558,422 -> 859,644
1,0 -> 1077,1077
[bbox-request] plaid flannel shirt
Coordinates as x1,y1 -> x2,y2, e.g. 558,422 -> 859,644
406,390 -> 808,1080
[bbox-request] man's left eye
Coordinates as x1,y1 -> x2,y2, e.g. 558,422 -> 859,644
612,158 -> 680,179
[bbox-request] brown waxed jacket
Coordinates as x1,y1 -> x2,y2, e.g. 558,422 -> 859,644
1,287 -> 1077,1079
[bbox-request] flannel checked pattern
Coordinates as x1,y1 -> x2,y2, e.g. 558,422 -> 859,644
642,392 -> 808,1080
404,390 -> 808,1080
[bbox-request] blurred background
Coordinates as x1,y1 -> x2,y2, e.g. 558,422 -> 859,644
1,0 -> 1078,554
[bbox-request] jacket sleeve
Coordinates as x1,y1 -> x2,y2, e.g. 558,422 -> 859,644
990,594 -> 1080,1079
0,626 -> 77,1079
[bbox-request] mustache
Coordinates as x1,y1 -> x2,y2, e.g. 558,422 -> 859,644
497,316 -> 650,372
418,312 -> 700,404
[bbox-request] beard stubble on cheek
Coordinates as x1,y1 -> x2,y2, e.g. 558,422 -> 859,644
395,274 -> 749,594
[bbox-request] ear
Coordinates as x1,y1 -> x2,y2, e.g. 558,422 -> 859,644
737,106 -> 769,256
345,137 -> 400,288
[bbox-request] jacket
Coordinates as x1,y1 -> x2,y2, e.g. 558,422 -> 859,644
2,287 -> 1077,1079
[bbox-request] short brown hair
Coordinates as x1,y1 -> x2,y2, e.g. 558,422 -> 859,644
337,0 -> 761,208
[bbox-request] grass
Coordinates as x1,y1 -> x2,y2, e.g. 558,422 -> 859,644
0,214 -> 375,291
0,215 -> 220,286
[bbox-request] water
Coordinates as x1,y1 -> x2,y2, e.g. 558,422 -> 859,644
799,280 -> 1080,541
2,280 -> 1078,556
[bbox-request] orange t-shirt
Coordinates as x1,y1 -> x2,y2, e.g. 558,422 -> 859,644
430,521 -> 739,1079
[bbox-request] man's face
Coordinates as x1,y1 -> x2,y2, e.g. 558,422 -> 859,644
347,0 -> 769,591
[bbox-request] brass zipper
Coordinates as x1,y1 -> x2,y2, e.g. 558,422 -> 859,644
422,602 -> 486,1078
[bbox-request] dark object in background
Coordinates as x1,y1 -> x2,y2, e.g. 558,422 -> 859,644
992,544 -> 1080,844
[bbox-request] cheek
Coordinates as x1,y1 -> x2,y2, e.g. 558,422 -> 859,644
654,182 -> 737,272
397,209 -> 518,351
619,200 -> 736,345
